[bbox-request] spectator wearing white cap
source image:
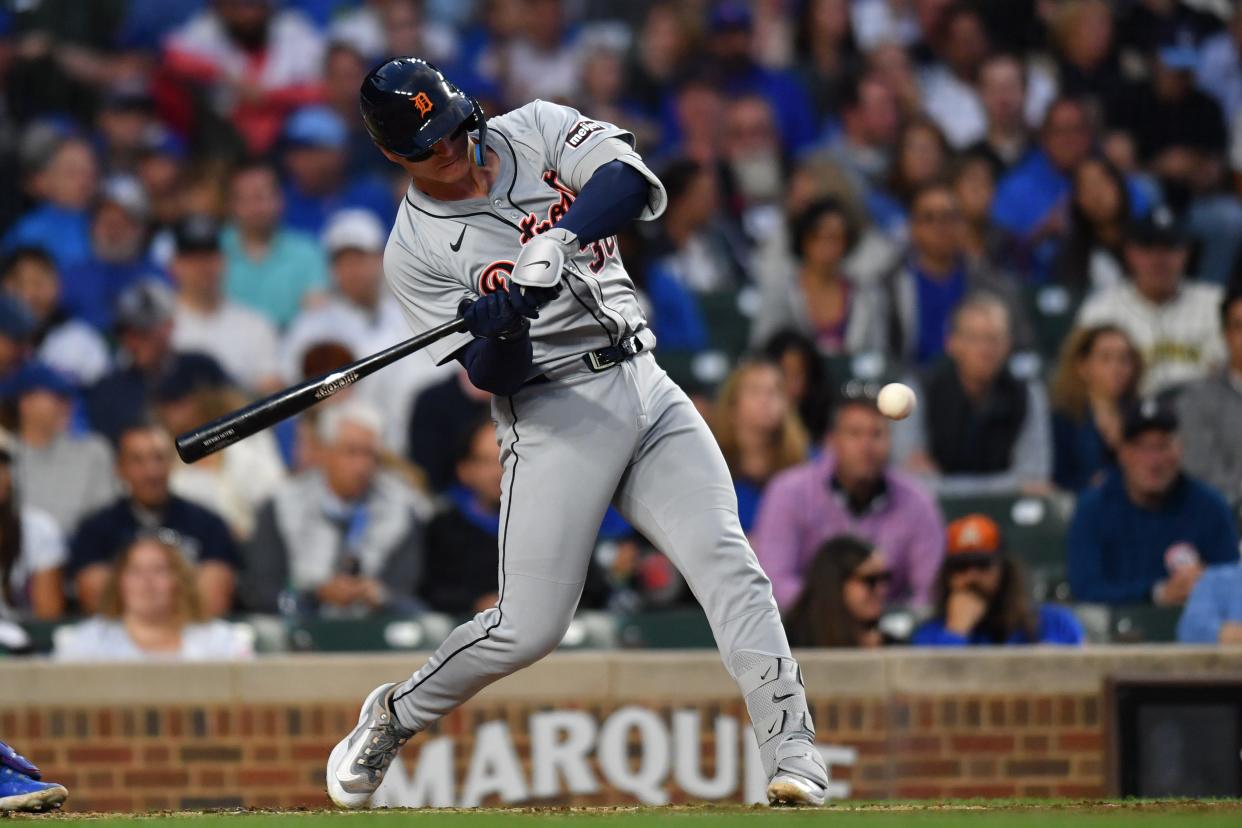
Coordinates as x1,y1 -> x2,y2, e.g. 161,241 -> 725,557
221,159 -> 328,329
169,216 -> 282,393
281,210 -> 452,454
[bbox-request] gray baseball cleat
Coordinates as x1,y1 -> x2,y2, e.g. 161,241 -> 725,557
766,737 -> 829,806
326,683 -> 414,809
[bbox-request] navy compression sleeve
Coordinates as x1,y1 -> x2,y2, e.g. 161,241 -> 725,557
459,331 -> 534,397
558,160 -> 651,244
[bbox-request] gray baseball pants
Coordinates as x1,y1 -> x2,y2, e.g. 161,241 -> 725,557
390,352 -> 815,774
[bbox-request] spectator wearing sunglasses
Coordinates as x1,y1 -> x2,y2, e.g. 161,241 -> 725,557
784,535 -> 897,648
912,514 -> 1084,646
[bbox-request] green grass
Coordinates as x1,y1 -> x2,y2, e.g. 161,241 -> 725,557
9,801 -> 1242,828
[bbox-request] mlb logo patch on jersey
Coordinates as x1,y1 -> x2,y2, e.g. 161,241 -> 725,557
566,119 -> 605,147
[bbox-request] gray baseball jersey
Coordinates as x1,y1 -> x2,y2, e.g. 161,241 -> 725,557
383,100 -> 668,375
377,101 -> 821,790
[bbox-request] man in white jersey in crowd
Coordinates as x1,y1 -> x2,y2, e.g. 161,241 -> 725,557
325,57 -> 829,808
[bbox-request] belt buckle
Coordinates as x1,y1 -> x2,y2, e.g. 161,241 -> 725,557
585,350 -> 618,372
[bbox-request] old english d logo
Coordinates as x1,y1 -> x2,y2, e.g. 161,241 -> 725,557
412,92 -> 434,116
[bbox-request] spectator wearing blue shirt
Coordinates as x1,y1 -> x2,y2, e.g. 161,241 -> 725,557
709,359 -> 809,534
697,3 -> 817,156
69,423 -> 240,619
1177,564 -> 1242,645
881,182 -> 1032,365
60,176 -> 167,332
1049,325 -> 1143,492
83,279 -> 227,442
1068,399 -> 1240,607
2,135 -> 98,270
991,97 -> 1094,281
912,514 -> 1084,646
279,106 -> 396,237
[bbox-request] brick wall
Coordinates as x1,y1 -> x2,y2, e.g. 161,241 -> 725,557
0,692 -> 1105,811
1,648 -> 1237,812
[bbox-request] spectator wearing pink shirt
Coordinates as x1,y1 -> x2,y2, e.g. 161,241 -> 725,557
751,391 -> 945,611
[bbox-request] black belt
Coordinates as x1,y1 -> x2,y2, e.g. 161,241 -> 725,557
526,329 -> 648,386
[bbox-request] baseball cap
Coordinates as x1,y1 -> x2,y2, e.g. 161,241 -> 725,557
1,362 -> 74,400
1127,206 -> 1187,248
98,175 -> 149,221
154,356 -> 228,403
173,215 -> 221,255
101,81 -> 155,113
1158,29 -> 1199,72
1122,397 -> 1178,441
0,294 -> 34,341
114,278 -> 176,331
710,1 -> 753,32
284,106 -> 348,150
322,209 -> 385,256
945,514 -> 1003,565
137,124 -> 187,161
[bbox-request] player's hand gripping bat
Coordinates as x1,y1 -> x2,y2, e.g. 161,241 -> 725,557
175,286 -> 559,464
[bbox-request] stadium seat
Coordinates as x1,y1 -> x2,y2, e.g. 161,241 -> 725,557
937,492 -> 1073,602
824,351 -> 899,391
285,614 -> 454,653
1106,605 -> 1183,644
1023,284 -> 1085,363
617,607 -> 716,648
697,291 -> 753,359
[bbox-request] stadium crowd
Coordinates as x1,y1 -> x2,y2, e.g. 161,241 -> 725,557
0,0 -> 1240,659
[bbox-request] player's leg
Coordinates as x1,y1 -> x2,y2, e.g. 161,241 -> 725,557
611,355 -> 828,806
328,374 -> 638,808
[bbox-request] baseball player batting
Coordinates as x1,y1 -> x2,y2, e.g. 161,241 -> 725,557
326,58 -> 828,808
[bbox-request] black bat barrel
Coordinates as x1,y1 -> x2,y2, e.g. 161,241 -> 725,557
175,317 -> 467,463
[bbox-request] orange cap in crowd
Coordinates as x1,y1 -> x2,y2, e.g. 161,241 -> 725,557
945,514 -> 1004,561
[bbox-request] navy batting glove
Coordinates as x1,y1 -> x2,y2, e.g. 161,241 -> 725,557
460,292 -> 529,340
507,284 -> 562,318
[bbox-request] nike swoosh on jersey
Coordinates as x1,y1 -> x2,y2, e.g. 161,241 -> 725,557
449,225 -> 467,252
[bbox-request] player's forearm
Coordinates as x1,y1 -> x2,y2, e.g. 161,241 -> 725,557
460,333 -> 534,396
558,160 -> 650,244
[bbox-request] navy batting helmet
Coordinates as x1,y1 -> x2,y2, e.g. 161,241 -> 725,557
359,57 -> 487,166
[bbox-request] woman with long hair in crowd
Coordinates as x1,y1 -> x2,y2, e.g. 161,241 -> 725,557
761,330 -> 834,442
54,531 -> 252,661
751,198 -> 883,355
1049,324 -> 1143,491
784,535 -> 893,648
1051,155 -> 1132,290
913,515 -> 1083,646
872,116 -> 952,237
0,432 -> 65,621
711,359 -> 809,533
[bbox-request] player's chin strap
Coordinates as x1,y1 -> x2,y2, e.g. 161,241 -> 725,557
731,650 -> 816,779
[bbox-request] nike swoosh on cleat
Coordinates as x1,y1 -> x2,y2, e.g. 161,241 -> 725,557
760,666 -> 773,681
449,225 -> 467,252
767,720 -> 779,735
772,691 -> 796,702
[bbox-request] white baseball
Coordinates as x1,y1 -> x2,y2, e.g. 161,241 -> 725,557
877,382 -> 916,420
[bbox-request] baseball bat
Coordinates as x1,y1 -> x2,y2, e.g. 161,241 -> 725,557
175,317 -> 467,464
